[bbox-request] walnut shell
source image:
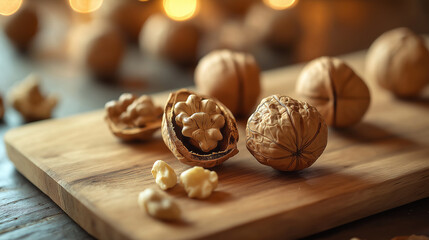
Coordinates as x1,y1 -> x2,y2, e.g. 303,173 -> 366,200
366,27 -> 429,97
3,3 -> 39,50
246,95 -> 328,171
105,94 -> 163,141
296,57 -> 370,128
0,94 -> 4,120
162,89 -> 239,167
195,50 -> 261,118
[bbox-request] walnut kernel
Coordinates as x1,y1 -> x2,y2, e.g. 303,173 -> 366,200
162,89 -> 239,167
9,74 -> 58,122
246,95 -> 328,171
138,188 -> 181,221
151,160 -> 177,190
296,57 -> 370,128
105,93 -> 163,141
180,166 -> 218,199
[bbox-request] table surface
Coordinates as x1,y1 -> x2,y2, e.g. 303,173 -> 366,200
1,8 -> 429,240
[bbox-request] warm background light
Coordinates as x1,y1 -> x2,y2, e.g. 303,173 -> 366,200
163,0 -> 198,21
0,0 -> 23,16
69,0 -> 103,13
263,0 -> 298,10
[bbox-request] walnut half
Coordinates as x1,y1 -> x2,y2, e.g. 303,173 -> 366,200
105,93 -> 163,141
162,89 -> 239,167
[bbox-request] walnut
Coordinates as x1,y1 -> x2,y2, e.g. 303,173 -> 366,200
139,14 -> 200,65
195,50 -> 261,118
0,94 -> 4,121
180,166 -> 218,199
3,2 -> 39,50
296,57 -> 371,128
105,93 -> 163,141
138,188 -> 181,221
9,74 -> 58,122
162,89 -> 239,168
246,95 -> 328,171
366,28 -> 429,97
151,160 -> 177,190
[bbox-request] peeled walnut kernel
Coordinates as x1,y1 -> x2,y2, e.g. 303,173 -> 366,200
138,188 -> 181,221
366,28 -> 429,97
195,50 -> 261,118
9,74 -> 58,122
151,160 -> 177,190
296,57 -> 371,128
246,95 -> 328,171
162,89 -> 239,167
105,93 -> 163,141
180,166 -> 218,199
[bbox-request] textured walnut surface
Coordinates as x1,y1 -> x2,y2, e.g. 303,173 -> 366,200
246,95 -> 328,171
366,28 -> 429,97
296,56 -> 370,128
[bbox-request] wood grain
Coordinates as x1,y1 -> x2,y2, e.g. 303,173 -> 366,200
4,51 -> 429,240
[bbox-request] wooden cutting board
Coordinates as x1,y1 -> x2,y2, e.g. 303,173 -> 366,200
5,51 -> 429,240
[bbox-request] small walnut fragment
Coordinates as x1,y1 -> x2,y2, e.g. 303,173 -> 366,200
296,57 -> 370,128
246,95 -> 328,171
105,93 -> 163,141
138,188 -> 181,221
151,160 -> 177,190
0,94 -> 4,121
162,89 -> 239,167
180,166 -> 218,199
9,74 -> 58,122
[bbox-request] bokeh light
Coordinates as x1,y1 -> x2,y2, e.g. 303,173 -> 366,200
163,0 -> 198,21
263,0 -> 298,10
0,0 -> 23,16
69,0 -> 103,14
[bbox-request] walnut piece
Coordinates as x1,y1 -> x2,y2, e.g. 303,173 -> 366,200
138,188 -> 181,221
180,166 -> 218,199
0,94 -> 4,121
195,49 -> 261,118
296,57 -> 371,128
105,93 -> 163,141
246,95 -> 328,171
151,160 -> 177,190
9,74 -> 58,122
173,94 -> 225,152
366,28 -> 429,97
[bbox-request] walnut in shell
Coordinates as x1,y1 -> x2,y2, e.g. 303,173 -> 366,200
105,93 -> 163,141
246,95 -> 328,171
366,28 -> 429,97
0,94 -> 4,120
9,74 -> 58,122
162,89 -> 239,167
3,3 -> 39,50
296,57 -> 370,128
195,50 -> 261,118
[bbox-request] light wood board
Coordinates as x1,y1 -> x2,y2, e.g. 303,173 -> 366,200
5,51 -> 429,240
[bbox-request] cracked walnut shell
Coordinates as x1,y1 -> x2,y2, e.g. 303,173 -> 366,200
9,74 -> 58,122
162,89 -> 239,168
366,28 -> 429,97
105,93 -> 163,141
296,57 -> 371,128
246,95 -> 328,171
195,50 -> 261,118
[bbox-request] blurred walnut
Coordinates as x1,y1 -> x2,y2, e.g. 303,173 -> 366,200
105,93 -> 163,141
296,57 -> 370,128
174,94 -> 225,152
162,89 -> 238,167
195,50 -> 261,118
9,74 -> 58,122
244,3 -> 300,50
366,28 -> 429,97
139,14 -> 200,65
138,188 -> 181,221
215,0 -> 257,16
0,94 -> 4,120
68,21 -> 125,79
97,0 -> 160,42
246,95 -> 328,171
3,3 -> 39,50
